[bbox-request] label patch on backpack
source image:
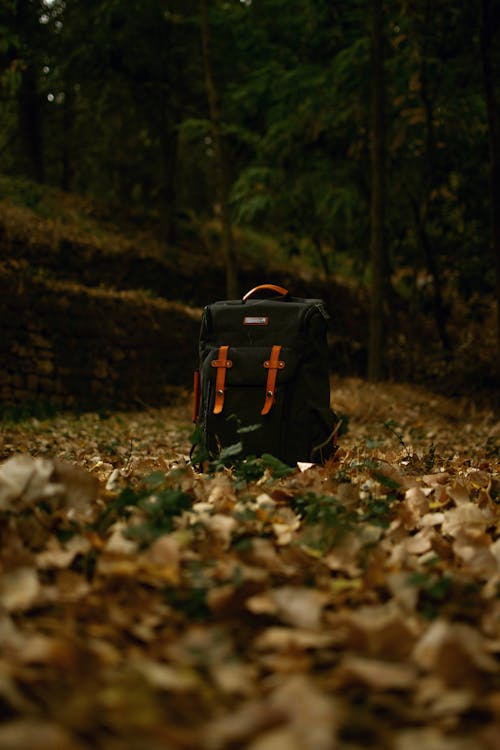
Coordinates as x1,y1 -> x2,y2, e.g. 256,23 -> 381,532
243,316 -> 269,326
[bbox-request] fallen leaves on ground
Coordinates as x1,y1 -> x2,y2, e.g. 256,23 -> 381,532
0,378 -> 499,749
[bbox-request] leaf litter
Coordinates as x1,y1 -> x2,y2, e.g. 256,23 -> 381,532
0,377 -> 499,749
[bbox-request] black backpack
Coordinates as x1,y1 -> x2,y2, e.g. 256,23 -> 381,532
192,284 -> 338,466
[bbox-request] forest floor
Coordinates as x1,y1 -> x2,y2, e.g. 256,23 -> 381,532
0,377 -> 499,750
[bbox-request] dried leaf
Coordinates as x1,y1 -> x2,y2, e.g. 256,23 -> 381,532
0,567 -> 40,612
394,727 -> 481,750
0,455 -> 56,510
254,627 -> 338,652
412,620 -> 498,685
0,720 -> 88,750
328,603 -> 420,658
36,535 -> 90,569
131,659 -> 200,692
441,503 -> 493,537
249,586 -> 328,629
0,455 -> 98,517
336,655 -> 417,690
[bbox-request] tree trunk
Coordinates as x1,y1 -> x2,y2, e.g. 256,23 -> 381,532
410,197 -> 450,351
15,0 -> 44,183
17,62 -> 44,183
418,8 -> 450,353
480,0 -> 500,364
312,236 -> 331,279
159,115 -> 178,246
200,0 -> 239,299
61,87 -> 74,191
368,0 -> 386,381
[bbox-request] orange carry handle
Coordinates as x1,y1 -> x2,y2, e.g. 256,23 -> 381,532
242,284 -> 289,301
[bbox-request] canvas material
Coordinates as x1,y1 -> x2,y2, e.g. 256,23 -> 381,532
197,295 -> 337,465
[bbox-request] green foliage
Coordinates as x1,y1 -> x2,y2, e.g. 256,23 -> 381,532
190,421 -> 294,481
164,580 -> 210,620
407,570 -> 482,621
358,497 -> 392,529
125,485 -> 192,545
96,471 -> 192,545
189,425 -> 211,468
292,492 -> 353,551
1,0 -> 497,380
208,444 -> 295,482
0,401 -> 59,424
233,453 -> 295,482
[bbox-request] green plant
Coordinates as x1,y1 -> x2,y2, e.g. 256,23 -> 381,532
406,571 -> 482,621
190,423 -> 294,482
96,471 -> 192,546
292,492 -> 354,551
0,401 -> 60,424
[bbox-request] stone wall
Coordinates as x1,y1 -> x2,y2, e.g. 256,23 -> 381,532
0,263 -> 201,410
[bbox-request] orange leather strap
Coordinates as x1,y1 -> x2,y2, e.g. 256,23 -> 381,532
261,345 -> 285,415
242,284 -> 289,301
211,345 -> 232,414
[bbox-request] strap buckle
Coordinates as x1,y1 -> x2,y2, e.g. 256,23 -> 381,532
261,345 -> 284,415
211,346 -> 231,414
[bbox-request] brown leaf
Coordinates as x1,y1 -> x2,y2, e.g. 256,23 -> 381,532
0,455 -> 56,511
266,674 -> 339,750
52,458 -> 100,519
446,481 -> 471,506
211,662 -> 258,696
412,619 -> 498,686
413,676 -> 476,719
327,603 -> 420,659
246,727 -> 303,750
36,535 -> 90,569
203,699 -> 284,748
452,530 -> 498,578
441,503 -> 493,538
130,659 -> 201,692
401,486 -> 430,526
394,727 -> 482,750
335,655 -> 417,690
0,455 -> 98,517
0,720 -> 89,750
254,627 -> 338,652
0,673 -> 36,713
0,567 -> 41,612
247,586 -> 328,630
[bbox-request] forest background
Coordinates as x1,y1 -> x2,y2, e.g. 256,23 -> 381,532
2,4 -> 500,749
1,0 -> 499,399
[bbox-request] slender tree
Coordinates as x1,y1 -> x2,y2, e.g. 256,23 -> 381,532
8,0 -> 45,182
368,0 -> 386,380
200,0 -> 239,299
480,0 -> 500,363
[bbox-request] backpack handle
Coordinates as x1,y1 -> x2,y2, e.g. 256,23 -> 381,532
242,284 -> 289,301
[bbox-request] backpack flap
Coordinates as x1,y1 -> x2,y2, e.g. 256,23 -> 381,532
200,344 -> 299,459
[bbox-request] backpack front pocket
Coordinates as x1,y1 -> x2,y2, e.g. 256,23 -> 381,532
201,345 -> 298,460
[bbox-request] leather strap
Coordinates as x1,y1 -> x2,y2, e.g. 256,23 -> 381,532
211,346 -> 232,414
242,284 -> 289,301
261,345 -> 285,415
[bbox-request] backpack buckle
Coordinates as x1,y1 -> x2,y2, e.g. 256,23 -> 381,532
261,345 -> 284,415
212,346 -> 231,414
